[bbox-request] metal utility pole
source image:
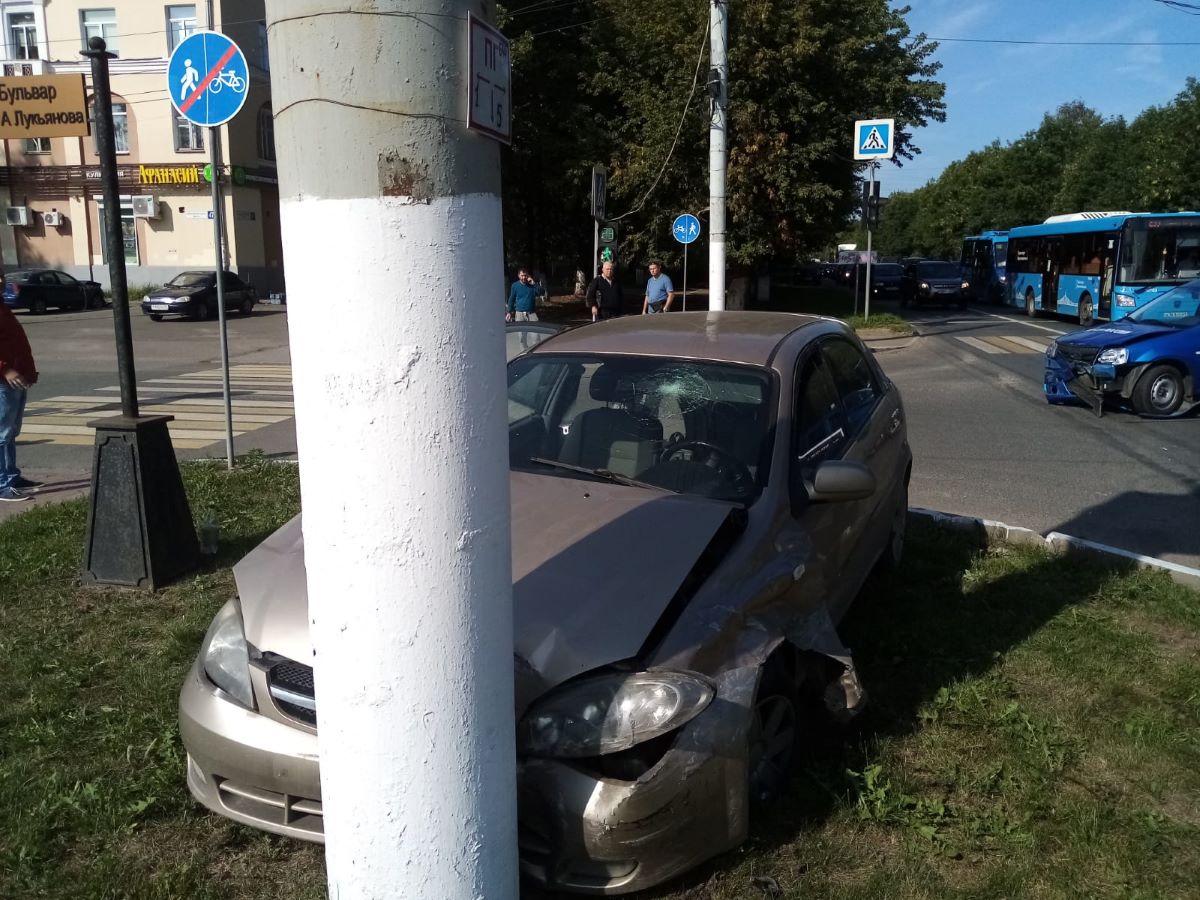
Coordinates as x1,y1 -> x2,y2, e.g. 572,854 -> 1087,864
864,163 -> 876,321
205,0 -> 234,469
708,0 -> 728,311
264,2 -> 518,898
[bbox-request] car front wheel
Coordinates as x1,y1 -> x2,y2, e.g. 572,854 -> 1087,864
748,656 -> 798,806
1132,364 -> 1185,417
30,297 -> 47,314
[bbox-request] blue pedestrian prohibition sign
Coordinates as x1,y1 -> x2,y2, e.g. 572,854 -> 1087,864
168,31 -> 249,128
672,213 -> 701,245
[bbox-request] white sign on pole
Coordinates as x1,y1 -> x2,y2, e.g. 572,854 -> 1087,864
467,14 -> 511,144
853,117 -> 895,160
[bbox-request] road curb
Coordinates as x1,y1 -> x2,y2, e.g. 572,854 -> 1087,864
908,507 -> 1200,590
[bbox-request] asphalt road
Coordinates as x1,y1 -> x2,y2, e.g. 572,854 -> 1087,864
883,301 -> 1200,569
3,302 -> 295,517
7,298 -> 1199,571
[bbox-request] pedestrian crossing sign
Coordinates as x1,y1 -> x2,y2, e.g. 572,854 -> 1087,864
854,118 -> 894,160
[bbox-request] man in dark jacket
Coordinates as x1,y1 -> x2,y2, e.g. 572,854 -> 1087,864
585,261 -> 622,321
0,302 -> 38,502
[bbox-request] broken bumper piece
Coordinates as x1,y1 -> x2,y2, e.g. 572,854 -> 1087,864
516,667 -> 757,895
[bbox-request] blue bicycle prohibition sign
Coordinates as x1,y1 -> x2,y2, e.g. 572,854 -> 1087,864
672,213 -> 701,245
168,31 -> 250,128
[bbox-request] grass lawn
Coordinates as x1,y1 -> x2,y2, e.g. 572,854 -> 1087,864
770,283 -> 913,335
3,461 -> 1198,898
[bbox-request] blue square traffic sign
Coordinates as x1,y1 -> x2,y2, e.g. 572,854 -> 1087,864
854,118 -> 894,161
168,31 -> 249,128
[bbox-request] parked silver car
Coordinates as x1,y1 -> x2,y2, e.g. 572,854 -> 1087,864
180,312 -> 911,894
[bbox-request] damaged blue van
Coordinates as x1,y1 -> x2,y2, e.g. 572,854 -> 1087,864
1044,278 -> 1200,417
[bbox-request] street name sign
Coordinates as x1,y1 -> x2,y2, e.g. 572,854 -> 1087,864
0,75 -> 88,139
168,31 -> 249,127
854,118 -> 894,160
467,13 -> 511,144
672,213 -> 701,245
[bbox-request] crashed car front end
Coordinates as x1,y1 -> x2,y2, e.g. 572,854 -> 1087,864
1043,340 -> 1128,410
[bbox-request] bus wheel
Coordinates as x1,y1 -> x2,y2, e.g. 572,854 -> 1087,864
1078,293 -> 1094,327
1025,290 -> 1037,318
1132,365 -> 1185,417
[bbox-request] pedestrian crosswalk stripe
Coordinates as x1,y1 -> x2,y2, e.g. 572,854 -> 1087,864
954,335 -> 1050,355
18,363 -> 294,450
956,336 -> 1005,355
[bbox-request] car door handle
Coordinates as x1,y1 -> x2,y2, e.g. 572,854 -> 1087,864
887,410 -> 903,435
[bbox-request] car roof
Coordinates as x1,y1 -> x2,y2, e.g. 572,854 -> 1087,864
528,311 -> 834,367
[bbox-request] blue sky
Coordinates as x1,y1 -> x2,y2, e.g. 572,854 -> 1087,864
883,0 -> 1200,196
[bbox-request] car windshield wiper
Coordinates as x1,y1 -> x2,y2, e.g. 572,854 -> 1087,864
527,457 -> 676,493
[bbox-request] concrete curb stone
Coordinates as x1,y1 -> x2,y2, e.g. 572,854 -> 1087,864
908,506 -> 1200,590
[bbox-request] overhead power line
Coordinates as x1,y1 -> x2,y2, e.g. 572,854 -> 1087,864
930,35 -> 1200,46
1149,0 -> 1200,15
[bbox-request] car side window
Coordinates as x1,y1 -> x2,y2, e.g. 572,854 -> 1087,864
793,353 -> 846,465
821,338 -> 882,435
54,272 -> 78,286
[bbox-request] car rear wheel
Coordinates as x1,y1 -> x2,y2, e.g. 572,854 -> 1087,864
1025,289 -> 1037,318
30,297 -> 47,315
748,656 -> 798,805
1132,364 -> 1185,417
1078,292 -> 1094,327
239,296 -> 254,315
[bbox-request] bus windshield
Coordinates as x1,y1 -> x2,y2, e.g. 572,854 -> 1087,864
1120,219 -> 1200,284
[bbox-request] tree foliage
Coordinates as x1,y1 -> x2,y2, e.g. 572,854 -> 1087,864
875,80 -> 1200,258
498,0 -> 945,278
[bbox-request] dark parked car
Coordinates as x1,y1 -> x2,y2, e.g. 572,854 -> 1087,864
870,263 -> 904,299
901,260 -> 970,309
179,313 -> 911,895
3,269 -> 106,313
142,270 -> 257,321
1045,278 -> 1200,417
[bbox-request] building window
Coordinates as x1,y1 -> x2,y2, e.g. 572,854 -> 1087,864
257,104 -> 275,161
174,110 -> 203,151
81,9 -> 117,53
257,21 -> 269,71
9,11 -> 38,59
98,199 -> 138,264
90,98 -> 129,154
166,5 -> 195,53
23,136 -> 49,153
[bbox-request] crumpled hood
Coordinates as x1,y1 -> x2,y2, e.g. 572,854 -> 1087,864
1060,321 -> 1178,350
236,471 -> 735,705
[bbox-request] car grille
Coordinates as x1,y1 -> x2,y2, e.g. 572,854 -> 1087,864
1056,343 -> 1101,368
215,776 -> 324,836
268,659 -> 317,726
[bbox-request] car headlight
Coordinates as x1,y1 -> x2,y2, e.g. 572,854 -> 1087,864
961,281 -> 971,290
518,670 -> 714,758
919,282 -> 930,291
1096,347 -> 1128,365
1046,340 -> 1058,358
999,275 -> 1007,284
200,599 -> 256,710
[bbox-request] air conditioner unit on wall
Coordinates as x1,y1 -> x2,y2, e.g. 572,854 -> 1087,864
5,206 -> 30,226
42,211 -> 64,227
132,195 -> 160,219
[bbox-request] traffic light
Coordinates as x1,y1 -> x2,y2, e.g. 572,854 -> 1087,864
861,180 -> 881,230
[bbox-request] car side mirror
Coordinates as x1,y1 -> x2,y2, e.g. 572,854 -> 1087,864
804,460 -> 876,503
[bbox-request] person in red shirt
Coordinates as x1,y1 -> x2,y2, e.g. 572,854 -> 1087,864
0,302 -> 38,501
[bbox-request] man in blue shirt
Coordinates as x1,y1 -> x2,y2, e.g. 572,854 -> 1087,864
506,268 -> 545,322
643,260 -> 675,314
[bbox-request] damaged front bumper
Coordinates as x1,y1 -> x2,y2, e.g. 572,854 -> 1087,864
1044,354 -> 1124,412
516,667 -> 758,895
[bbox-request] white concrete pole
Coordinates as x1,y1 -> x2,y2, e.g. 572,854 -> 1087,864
264,3 -> 518,899
708,0 -> 728,311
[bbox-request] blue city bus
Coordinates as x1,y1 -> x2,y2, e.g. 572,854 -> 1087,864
1005,212 -> 1200,324
959,231 -> 1008,304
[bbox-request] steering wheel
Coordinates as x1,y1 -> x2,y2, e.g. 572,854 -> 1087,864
659,440 -> 755,497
